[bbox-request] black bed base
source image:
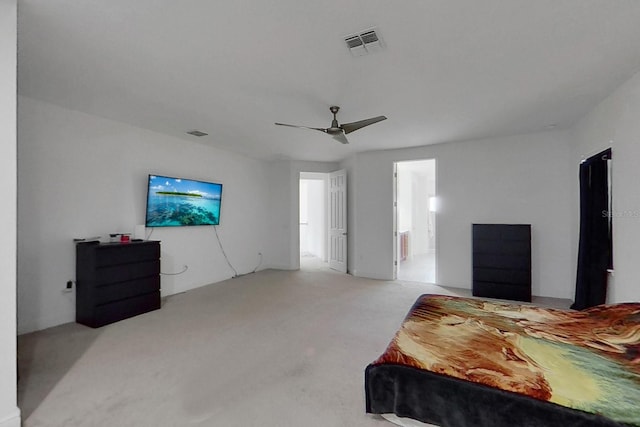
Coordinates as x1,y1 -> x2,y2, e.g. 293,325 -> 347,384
365,364 -> 630,427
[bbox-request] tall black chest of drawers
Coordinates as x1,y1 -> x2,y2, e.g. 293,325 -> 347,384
76,241 -> 161,328
472,224 -> 531,302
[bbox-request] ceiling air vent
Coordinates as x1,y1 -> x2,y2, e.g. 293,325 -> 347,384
186,130 -> 208,137
344,28 -> 384,57
360,30 -> 379,45
345,35 -> 366,57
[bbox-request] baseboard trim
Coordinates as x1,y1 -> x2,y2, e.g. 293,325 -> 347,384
0,407 -> 21,427
264,264 -> 298,271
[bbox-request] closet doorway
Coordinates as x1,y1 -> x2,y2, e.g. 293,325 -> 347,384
394,159 -> 436,283
299,172 -> 328,268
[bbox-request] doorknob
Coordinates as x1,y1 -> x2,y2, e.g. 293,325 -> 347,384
342,232 -> 348,236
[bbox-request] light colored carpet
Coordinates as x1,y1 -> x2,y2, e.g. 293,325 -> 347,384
18,262 -> 570,427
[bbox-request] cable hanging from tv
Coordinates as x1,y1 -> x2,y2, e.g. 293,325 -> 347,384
214,225 -> 239,277
160,265 -> 189,276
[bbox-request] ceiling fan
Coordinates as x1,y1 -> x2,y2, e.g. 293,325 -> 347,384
275,106 -> 387,144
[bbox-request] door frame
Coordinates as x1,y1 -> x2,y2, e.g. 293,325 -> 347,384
393,159 -> 438,283
299,172 -> 329,262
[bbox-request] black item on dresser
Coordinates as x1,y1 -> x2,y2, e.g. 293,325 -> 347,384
76,240 -> 161,328
472,224 -> 532,302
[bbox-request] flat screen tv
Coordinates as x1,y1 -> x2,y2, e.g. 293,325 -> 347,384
145,174 -> 223,227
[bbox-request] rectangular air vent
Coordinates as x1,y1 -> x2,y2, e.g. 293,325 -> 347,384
344,28 -> 384,57
345,35 -> 364,49
359,30 -> 379,45
345,35 -> 367,56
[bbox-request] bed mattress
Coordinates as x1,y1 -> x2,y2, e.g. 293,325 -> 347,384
366,294 -> 640,427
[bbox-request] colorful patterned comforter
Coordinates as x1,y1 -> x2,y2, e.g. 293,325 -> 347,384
369,295 -> 640,426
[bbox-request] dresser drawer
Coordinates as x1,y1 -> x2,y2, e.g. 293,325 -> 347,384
95,242 -> 160,267
95,260 -> 160,285
94,276 -> 160,305
92,291 -> 161,328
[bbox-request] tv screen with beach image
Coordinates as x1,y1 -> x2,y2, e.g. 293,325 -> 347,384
145,175 -> 223,227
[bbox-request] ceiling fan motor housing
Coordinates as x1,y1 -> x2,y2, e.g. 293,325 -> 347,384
329,106 -> 341,133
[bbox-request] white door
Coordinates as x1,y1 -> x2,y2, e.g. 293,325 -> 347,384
329,169 -> 347,273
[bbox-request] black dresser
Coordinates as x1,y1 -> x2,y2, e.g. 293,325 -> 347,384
472,224 -> 531,302
76,240 -> 161,327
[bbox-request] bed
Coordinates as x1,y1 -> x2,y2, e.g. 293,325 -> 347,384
365,294 -> 640,427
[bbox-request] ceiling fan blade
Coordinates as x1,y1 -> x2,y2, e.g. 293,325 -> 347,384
332,132 -> 349,144
275,123 -> 327,133
340,116 -> 387,134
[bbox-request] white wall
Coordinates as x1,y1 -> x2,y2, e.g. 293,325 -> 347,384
571,69 -> 640,304
410,172 -> 429,255
299,180 -> 310,254
343,130 -> 575,299
426,167 -> 436,252
17,97 -> 271,334
396,166 -> 413,233
0,0 -> 21,425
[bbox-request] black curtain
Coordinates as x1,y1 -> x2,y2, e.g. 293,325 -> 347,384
571,148 -> 612,310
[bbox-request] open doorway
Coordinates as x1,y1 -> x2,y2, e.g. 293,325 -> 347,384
299,172 -> 328,269
395,159 -> 436,283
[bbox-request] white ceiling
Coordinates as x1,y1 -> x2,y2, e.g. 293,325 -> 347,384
17,0 -> 640,162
